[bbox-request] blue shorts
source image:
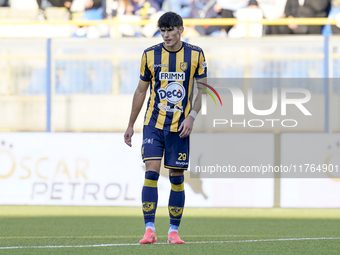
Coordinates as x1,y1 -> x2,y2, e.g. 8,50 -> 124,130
142,125 -> 189,170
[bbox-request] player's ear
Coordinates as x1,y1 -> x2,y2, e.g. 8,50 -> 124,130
179,26 -> 184,35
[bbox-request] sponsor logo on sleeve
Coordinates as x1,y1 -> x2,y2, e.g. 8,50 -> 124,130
201,61 -> 207,69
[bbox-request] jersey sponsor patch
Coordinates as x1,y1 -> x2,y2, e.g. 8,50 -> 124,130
158,103 -> 183,113
160,72 -> 185,81
158,82 -> 186,104
201,61 -> 207,69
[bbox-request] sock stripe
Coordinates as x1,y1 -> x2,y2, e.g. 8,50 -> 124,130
171,183 -> 184,192
144,179 -> 158,188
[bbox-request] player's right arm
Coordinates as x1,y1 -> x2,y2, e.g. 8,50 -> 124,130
124,79 -> 149,147
125,51 -> 151,147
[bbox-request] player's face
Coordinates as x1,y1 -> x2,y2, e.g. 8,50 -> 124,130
160,26 -> 184,51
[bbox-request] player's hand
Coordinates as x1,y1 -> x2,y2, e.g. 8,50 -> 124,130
178,116 -> 194,138
124,127 -> 134,147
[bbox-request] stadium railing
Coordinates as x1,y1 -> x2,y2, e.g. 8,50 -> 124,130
0,17 -> 339,38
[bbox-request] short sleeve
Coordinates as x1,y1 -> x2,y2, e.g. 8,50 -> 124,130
140,52 -> 152,82
194,50 -> 207,80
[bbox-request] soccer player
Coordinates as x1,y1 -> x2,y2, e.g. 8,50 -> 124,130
124,11 -> 207,244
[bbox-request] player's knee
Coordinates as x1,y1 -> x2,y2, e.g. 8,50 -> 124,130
169,174 -> 184,184
146,169 -> 160,175
145,161 -> 161,173
169,169 -> 184,176
169,175 -> 184,192
144,171 -> 160,187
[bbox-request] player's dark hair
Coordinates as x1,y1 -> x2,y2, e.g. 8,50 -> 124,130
157,12 -> 183,29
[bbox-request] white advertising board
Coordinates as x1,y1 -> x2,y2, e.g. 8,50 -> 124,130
0,133 -> 145,206
281,133 -> 340,208
0,133 -> 274,207
190,133 -> 275,207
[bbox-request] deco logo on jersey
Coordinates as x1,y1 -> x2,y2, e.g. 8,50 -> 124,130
158,82 -> 186,104
159,72 -> 185,81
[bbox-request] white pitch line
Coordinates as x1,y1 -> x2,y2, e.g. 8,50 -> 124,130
0,237 -> 339,250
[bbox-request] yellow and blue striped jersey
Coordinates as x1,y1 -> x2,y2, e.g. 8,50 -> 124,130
140,41 -> 207,132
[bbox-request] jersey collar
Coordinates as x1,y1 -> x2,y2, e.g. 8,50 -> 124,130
162,41 -> 183,53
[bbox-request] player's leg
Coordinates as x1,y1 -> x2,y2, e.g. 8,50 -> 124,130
167,169 -> 185,244
140,161 -> 161,244
140,126 -> 164,244
164,130 -> 189,244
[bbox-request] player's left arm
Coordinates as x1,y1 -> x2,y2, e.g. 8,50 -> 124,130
178,77 -> 206,138
179,49 -> 207,138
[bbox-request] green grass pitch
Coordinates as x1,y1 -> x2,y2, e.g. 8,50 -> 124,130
0,206 -> 339,254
